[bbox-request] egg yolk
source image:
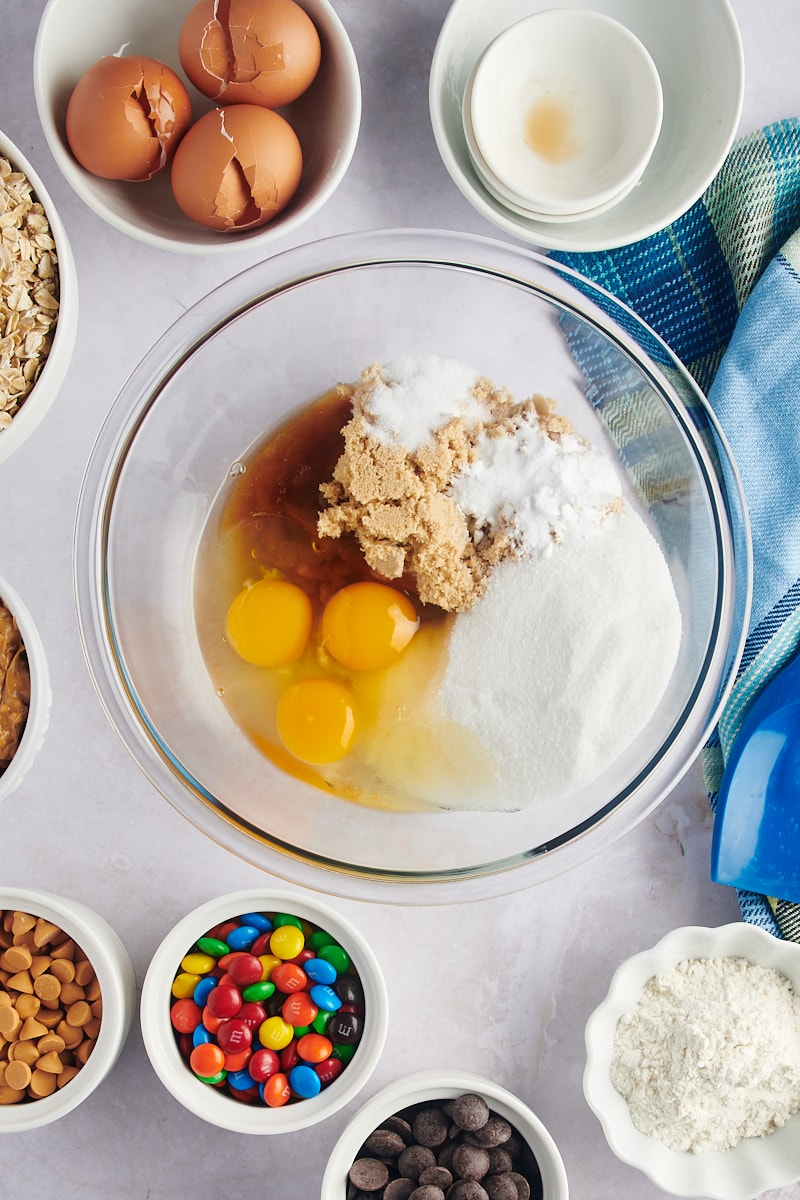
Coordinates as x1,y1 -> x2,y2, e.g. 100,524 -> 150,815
226,579 -> 312,668
276,678 -> 358,764
321,582 -> 419,671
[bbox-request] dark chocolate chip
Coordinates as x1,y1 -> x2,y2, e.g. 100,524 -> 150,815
483,1176 -> 519,1200
451,1144 -> 491,1182
413,1107 -> 450,1147
467,1118 -> 512,1148
349,1157 -> 390,1192
419,1165 -> 453,1190
446,1094 -> 490,1131
505,1171 -> 531,1200
364,1128 -> 407,1158
385,1180 -> 417,1200
486,1148 -> 514,1176
398,1145 -> 437,1181
445,1182 -> 489,1200
409,1187 -> 446,1200
384,1115 -> 414,1143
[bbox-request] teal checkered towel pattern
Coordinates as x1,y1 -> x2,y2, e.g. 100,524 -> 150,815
552,118 -> 800,943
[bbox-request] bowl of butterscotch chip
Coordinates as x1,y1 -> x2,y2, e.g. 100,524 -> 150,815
0,888 -> 135,1130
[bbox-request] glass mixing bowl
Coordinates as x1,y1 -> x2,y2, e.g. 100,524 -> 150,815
73,229 -> 750,903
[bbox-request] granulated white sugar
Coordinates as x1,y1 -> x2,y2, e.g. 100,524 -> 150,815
437,503 -> 682,807
360,354 -> 484,450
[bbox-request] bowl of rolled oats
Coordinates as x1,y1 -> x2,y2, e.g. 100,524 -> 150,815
0,128 -> 78,464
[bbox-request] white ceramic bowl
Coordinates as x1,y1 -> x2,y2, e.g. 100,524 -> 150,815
462,68 -> 639,224
584,923 -> 800,1199
430,0 -> 744,251
140,888 -> 388,1133
321,1068 -> 569,1200
0,129 -> 78,464
0,574 -> 53,804
468,10 -> 662,216
33,0 -> 361,255
0,886 -> 136,1131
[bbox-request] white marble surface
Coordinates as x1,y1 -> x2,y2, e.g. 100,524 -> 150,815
1,2 -> 799,1197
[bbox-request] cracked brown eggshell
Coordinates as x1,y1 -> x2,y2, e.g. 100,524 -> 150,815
170,104 -> 303,232
65,55 -> 193,181
178,0 -> 321,109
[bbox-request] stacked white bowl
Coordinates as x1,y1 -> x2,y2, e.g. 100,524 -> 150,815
462,8 -> 663,224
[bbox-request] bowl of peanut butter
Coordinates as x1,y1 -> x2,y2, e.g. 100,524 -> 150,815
0,575 -> 51,804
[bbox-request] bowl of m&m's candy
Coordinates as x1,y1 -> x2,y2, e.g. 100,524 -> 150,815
139,889 -> 388,1132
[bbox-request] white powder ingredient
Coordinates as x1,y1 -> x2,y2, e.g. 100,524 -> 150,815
611,956 -> 800,1153
361,354 -> 484,451
449,411 -> 623,557
437,503 -> 681,807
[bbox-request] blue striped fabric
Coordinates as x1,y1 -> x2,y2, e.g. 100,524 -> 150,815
552,118 -> 800,941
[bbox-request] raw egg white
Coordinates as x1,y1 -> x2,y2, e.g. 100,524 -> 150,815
65,55 -> 192,181
178,0 -> 321,108
170,104 -> 303,230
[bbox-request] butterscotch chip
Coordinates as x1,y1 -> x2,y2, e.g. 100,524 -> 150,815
0,1005 -> 21,1038
0,990 -> 11,1007
0,945 -> 32,972
55,1020 -> 83,1049
32,919 -> 59,948
0,1084 -> 25,1104
28,1068 -> 56,1097
65,1000 -> 91,1027
49,958 -> 75,984
83,1017 -> 101,1040
19,1015 -> 47,1040
73,1039 -> 94,1066
73,960 -> 95,988
59,980 -> 85,1006
84,975 -> 102,1003
37,1050 -> 63,1074
11,912 -> 35,937
37,1008 -> 63,1029
57,1065 -> 79,1089
33,973 -> 61,1002
50,939 -> 75,960
90,998 -> 102,1019
6,970 -> 33,994
29,955 -> 52,978
37,1032 -> 65,1055
14,993 -> 40,1020
4,1059 -> 32,1090
8,1040 -> 39,1066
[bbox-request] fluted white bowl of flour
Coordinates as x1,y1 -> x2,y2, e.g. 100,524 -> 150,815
584,922 -> 800,1199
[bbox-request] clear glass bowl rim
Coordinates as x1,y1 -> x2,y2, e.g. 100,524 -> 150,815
73,227 -> 752,905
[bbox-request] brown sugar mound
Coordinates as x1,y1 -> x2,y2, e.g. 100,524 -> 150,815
317,363 -> 573,612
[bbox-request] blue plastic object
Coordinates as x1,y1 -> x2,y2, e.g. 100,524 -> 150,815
710,649 -> 800,902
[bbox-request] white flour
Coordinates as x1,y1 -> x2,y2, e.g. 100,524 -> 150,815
611,955 -> 800,1153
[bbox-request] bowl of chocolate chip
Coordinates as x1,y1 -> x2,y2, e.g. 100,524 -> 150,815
321,1069 -> 568,1200
0,575 -> 52,803
73,227 -> 750,903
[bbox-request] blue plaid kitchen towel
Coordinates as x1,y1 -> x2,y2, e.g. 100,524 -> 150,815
552,118 -> 800,942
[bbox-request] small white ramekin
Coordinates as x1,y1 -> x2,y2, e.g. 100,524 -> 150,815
321,1068 -> 569,1199
0,886 -> 136,1132
140,888 -> 388,1133
0,128 -> 78,464
584,922 -> 800,1199
0,575 -> 53,804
